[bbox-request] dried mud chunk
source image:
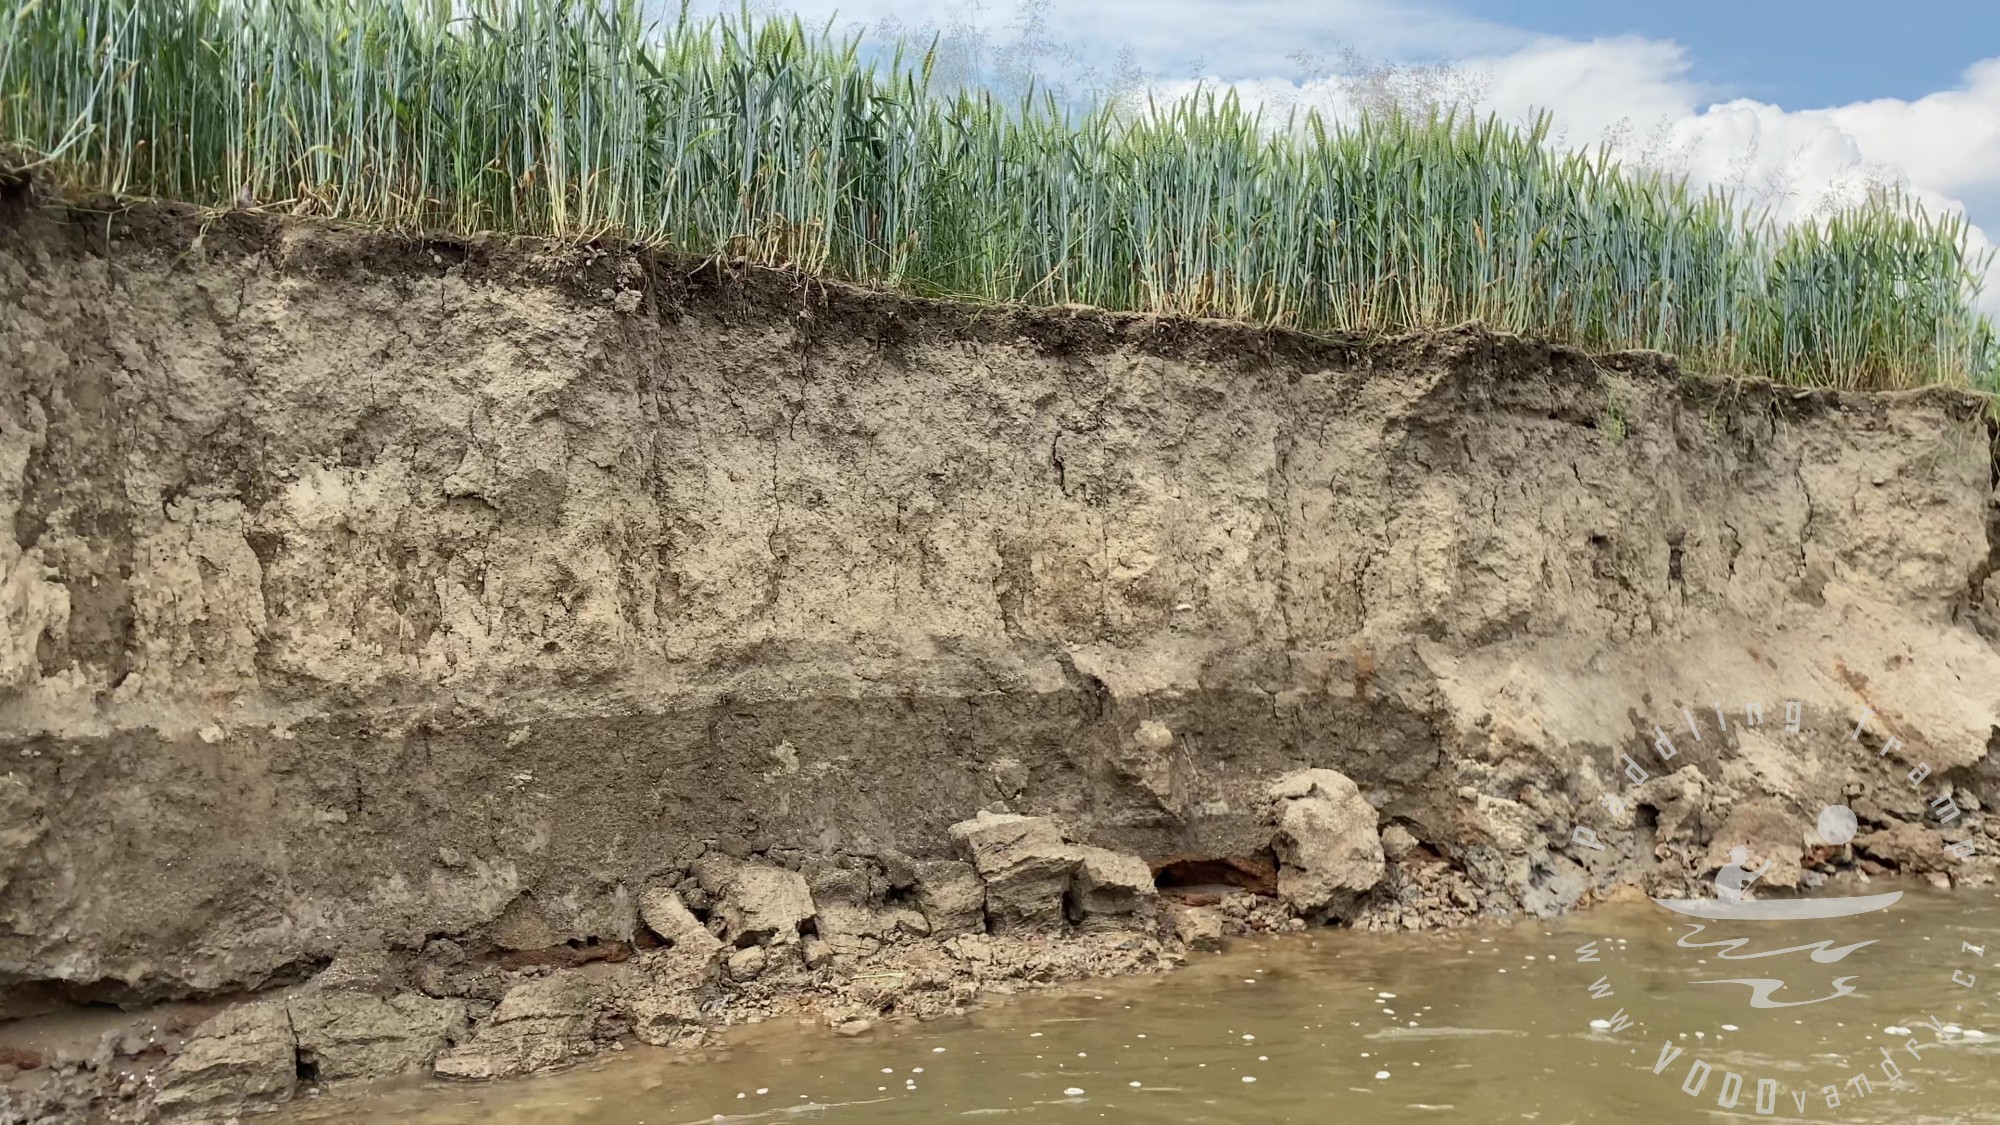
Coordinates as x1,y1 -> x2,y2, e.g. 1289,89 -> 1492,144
288,992 -> 468,1083
1067,847 -> 1158,929
1269,768 -> 1385,922
638,885 -> 723,958
156,1001 -> 296,1117
911,859 -> 986,937
698,861 -> 816,947
433,972 -> 599,1080
1165,904 -> 1227,952
948,811 -> 1079,932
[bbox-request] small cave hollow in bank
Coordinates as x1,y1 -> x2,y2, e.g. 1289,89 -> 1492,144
1151,850 -> 1279,901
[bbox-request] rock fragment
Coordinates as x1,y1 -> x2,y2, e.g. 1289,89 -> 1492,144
1067,847 -> 1158,928
1165,905 -> 1227,952
1703,801 -> 1807,888
1857,821 -> 1950,874
155,1002 -> 296,1118
433,972 -> 600,1080
1381,823 -> 1421,862
638,885 -> 724,957
910,859 -> 986,936
697,860 -> 815,947
288,993 -> 468,1083
628,992 -> 704,1047
726,946 -> 768,981
1269,768 -> 1385,922
947,811 -> 1079,932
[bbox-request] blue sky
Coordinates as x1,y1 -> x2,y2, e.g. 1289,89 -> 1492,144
1453,0 -> 2000,108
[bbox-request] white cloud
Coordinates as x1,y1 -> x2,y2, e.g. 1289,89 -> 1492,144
1498,43 -> 2000,313
1817,59 -> 2000,202
1175,34 -> 2000,312
1477,35 -> 1709,142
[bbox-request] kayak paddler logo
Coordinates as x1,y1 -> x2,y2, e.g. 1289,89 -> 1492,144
1712,845 -> 1772,903
1556,699 -> 1985,1117
1654,813 -> 1897,1010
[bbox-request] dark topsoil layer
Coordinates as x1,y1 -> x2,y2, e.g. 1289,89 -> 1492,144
10,186 -> 1994,429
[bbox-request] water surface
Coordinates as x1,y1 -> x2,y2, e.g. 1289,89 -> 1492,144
287,886 -> 2000,1123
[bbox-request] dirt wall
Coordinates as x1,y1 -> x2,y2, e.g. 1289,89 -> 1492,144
3,201 -> 1999,1012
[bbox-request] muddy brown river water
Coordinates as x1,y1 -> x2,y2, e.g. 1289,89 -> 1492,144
285,887 -> 2000,1124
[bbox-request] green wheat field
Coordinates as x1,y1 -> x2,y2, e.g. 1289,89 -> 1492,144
4,0 -> 1995,390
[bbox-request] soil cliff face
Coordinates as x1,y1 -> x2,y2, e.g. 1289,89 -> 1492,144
3,203 -> 1999,1017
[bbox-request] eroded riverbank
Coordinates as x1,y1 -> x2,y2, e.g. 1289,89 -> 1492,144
3,200 -> 1998,1121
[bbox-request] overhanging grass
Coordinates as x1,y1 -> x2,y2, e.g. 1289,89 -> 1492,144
3,0 -> 1996,391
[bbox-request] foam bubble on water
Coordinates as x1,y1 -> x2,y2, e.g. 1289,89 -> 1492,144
1063,1087 -> 1085,1097
1722,1025 -> 1739,1032
1242,1076 -> 1257,1083
1375,1070 -> 1391,1080
1129,1081 -> 1142,1088
933,1047 -> 946,1053
755,1088 -> 769,1095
